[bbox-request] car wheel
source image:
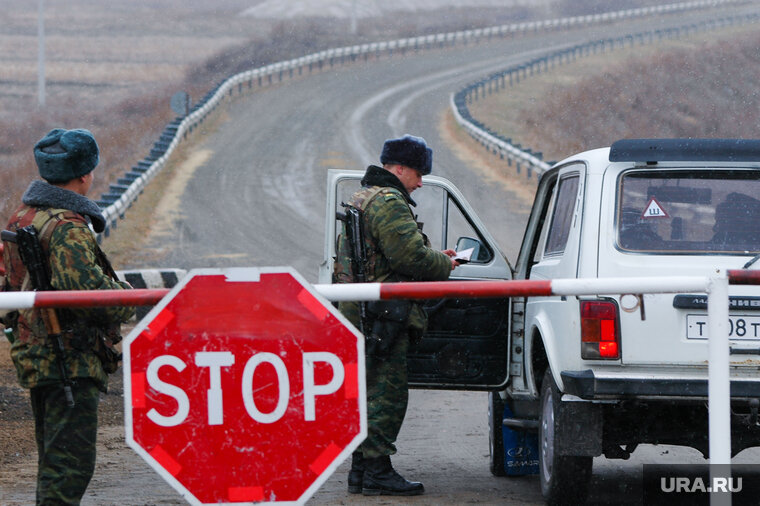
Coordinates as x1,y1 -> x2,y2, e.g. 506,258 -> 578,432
539,369 -> 592,505
488,391 -> 506,476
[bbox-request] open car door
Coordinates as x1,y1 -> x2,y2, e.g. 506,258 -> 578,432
320,170 -> 513,390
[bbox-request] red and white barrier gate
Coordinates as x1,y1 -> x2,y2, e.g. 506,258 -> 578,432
1,267 -> 757,502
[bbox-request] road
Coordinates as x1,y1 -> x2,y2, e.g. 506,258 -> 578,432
5,5 -> 757,505
134,4 -> 760,278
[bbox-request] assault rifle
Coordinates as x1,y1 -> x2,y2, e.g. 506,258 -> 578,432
336,204 -> 411,357
1,226 -> 75,406
337,204 -> 368,335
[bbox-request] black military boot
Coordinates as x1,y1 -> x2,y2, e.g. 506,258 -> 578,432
361,455 -> 424,496
347,451 -> 364,494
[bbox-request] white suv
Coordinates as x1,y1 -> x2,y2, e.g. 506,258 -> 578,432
320,139 -> 760,505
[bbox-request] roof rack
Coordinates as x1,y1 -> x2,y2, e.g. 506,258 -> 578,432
609,139 -> 760,163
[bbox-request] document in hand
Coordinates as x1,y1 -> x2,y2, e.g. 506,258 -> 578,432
453,247 -> 474,263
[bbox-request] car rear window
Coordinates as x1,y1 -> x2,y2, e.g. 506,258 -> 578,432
617,169 -> 760,254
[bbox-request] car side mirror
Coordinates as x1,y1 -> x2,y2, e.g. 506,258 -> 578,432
456,236 -> 489,263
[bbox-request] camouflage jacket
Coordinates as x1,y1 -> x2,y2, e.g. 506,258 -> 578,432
335,165 -> 452,334
2,181 -> 135,392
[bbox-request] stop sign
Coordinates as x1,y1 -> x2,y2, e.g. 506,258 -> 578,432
123,267 -> 366,505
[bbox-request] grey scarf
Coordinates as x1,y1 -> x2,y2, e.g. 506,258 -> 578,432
22,180 -> 106,233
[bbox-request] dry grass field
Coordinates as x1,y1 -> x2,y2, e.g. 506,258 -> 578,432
0,0 -> 562,226
0,0 -> 268,220
468,24 -> 760,162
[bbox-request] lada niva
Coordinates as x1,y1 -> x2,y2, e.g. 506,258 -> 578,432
320,138 -> 760,504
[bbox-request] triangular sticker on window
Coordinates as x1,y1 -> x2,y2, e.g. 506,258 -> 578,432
642,197 -> 670,219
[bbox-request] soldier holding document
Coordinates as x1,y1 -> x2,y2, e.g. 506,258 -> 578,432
334,134 -> 458,496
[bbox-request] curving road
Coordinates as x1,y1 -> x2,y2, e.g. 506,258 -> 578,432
115,5 -> 760,505
147,7 -> 754,279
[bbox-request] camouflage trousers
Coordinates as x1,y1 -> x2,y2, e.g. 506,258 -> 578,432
30,378 -> 100,506
359,331 -> 409,459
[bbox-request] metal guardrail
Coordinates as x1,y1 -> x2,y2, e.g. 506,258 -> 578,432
94,0 -> 747,239
451,7 -> 760,179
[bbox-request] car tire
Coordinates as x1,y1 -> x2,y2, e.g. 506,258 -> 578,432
539,369 -> 592,505
488,391 -> 506,476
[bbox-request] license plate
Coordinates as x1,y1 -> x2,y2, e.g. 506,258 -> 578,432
686,314 -> 760,340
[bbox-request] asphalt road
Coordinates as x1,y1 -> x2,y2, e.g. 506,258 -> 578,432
144,4 -> 760,276
64,5 -> 760,505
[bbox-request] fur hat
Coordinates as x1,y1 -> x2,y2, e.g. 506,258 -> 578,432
34,128 -> 99,183
380,134 -> 432,175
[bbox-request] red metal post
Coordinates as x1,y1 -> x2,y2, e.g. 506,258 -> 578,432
34,289 -> 169,308
727,269 -> 760,285
378,279 -> 553,299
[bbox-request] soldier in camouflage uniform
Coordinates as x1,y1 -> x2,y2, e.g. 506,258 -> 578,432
2,128 -> 135,505
334,135 -> 458,496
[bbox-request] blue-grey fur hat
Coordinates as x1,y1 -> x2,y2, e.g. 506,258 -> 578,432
380,134 -> 432,175
34,128 -> 99,183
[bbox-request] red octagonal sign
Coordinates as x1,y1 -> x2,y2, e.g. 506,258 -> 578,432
124,267 -> 366,505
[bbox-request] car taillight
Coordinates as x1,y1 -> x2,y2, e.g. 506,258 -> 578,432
581,300 -> 620,360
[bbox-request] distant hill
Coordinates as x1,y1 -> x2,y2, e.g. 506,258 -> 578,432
240,0 -> 542,19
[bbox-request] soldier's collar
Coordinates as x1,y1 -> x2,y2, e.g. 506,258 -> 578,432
361,165 -> 417,207
22,180 -> 106,233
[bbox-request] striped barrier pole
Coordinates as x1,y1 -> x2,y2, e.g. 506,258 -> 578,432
0,270 -> 753,469
315,275 -> 712,301
1,270 -> 756,306
0,288 -> 169,309
0,276 -> 711,308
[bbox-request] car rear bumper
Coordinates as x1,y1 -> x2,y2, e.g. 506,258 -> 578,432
561,369 -> 760,399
